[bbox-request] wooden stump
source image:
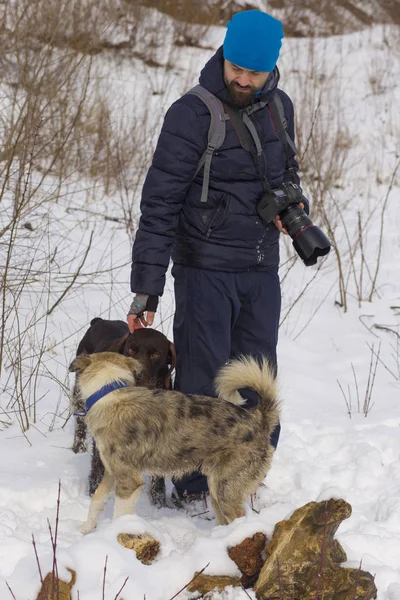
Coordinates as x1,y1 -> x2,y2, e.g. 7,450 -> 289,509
254,498 -> 377,600
117,533 -> 160,565
36,568 -> 76,600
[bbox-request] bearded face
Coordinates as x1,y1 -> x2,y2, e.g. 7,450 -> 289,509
224,60 -> 269,107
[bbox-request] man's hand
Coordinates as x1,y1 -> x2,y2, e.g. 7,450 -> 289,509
273,202 -> 304,235
127,294 -> 158,333
127,311 -> 155,332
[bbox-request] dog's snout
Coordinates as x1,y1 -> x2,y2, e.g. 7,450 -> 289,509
135,370 -> 144,382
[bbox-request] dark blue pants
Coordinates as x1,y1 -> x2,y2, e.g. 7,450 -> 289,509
172,265 -> 281,496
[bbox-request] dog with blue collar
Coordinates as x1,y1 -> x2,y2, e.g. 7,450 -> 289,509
70,350 -> 279,533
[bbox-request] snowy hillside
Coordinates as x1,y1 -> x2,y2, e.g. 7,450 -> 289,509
0,8 -> 399,600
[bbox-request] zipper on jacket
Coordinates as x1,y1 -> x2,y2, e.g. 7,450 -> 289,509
206,198 -> 227,238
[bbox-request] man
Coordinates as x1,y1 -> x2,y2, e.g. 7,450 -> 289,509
127,10 -> 307,500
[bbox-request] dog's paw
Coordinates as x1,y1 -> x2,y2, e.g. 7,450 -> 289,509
79,521 -> 95,535
72,441 -> 88,454
149,476 -> 167,508
150,492 -> 167,508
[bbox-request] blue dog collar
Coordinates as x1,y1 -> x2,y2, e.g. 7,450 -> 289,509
86,381 -> 128,411
73,381 -> 128,416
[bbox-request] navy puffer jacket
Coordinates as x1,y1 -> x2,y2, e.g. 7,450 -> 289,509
131,47 -> 299,296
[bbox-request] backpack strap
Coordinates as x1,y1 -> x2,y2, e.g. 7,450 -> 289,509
224,105 -> 259,156
187,84 -> 227,203
185,86 -> 298,202
268,93 -> 299,158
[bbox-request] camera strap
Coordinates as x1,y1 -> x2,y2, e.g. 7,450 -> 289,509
224,105 -> 260,156
224,104 -> 273,192
267,97 -> 298,181
226,96 -> 300,187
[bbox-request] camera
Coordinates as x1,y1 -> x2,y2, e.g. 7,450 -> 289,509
257,182 -> 331,266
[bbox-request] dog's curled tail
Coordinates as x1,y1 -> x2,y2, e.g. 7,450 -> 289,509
214,355 -> 279,416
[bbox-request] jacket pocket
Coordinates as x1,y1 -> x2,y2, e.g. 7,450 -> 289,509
203,195 -> 229,238
181,194 -> 230,238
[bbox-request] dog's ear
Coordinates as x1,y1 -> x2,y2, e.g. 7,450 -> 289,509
107,333 -> 129,354
167,342 -> 176,370
69,355 -> 92,373
164,341 -> 176,389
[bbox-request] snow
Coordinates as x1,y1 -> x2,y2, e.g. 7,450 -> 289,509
0,14 -> 399,600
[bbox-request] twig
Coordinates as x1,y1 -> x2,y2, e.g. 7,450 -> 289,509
368,158 -> 400,301
319,193 -> 348,312
32,534 -> 49,600
102,555 -> 108,600
358,315 -> 378,337
0,115 -> 28,376
113,576 -> 129,600
292,279 -> 335,342
350,561 -> 362,600
363,342 -> 380,416
47,521 -> 56,600
279,259 -> 324,329
373,324 -> 400,339
5,581 -> 16,599
47,480 -> 62,600
331,192 -> 361,307
240,582 -> 253,599
299,94 -> 323,163
337,379 -> 352,418
66,206 -> 125,223
250,493 -> 260,514
190,509 -> 210,518
168,562 -> 210,600
357,212 -> 364,306
46,230 -> 94,315
351,363 -> 360,413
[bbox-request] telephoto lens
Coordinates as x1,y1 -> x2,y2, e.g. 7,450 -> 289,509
280,205 -> 331,266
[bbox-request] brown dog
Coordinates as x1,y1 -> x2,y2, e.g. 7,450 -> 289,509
71,318 -> 175,505
69,352 -> 280,532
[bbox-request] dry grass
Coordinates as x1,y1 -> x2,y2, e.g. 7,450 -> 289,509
0,0 -> 162,429
279,22 -> 398,329
136,0 -> 400,35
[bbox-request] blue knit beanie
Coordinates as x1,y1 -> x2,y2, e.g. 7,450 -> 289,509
223,10 -> 284,72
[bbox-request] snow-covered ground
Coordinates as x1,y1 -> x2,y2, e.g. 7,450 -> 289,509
0,17 -> 399,600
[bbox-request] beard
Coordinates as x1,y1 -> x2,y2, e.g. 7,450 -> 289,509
226,80 -> 257,108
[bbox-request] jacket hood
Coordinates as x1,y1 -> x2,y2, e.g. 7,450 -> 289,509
199,46 -> 280,106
